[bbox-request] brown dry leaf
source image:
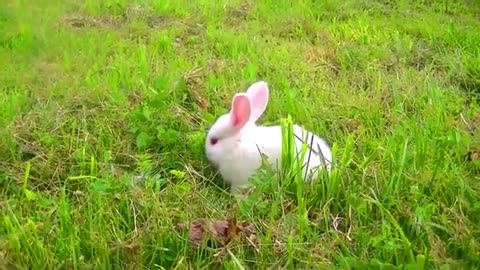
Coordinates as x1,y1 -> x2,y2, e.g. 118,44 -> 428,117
241,221 -> 255,237
241,221 -> 259,252
226,218 -> 242,241
465,150 -> 480,162
209,219 -> 229,245
469,151 -> 480,161
189,219 -> 207,246
180,218 -> 256,248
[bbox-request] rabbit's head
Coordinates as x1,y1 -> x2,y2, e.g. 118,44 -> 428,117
205,81 -> 269,167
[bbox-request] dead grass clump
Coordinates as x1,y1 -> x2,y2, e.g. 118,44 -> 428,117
3,101 -> 137,191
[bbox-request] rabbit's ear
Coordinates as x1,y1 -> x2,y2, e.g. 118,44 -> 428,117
230,93 -> 251,130
245,81 -> 269,122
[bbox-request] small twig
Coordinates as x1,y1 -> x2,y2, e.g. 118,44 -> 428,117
130,199 -> 138,236
460,112 -> 475,135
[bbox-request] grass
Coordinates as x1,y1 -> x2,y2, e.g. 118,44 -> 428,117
1,0 -> 480,268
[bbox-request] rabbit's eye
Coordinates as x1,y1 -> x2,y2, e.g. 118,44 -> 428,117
210,138 -> 219,145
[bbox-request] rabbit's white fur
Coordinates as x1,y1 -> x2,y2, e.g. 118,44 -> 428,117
205,81 -> 332,193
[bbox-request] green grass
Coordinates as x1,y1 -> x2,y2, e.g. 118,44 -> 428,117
1,0 -> 480,268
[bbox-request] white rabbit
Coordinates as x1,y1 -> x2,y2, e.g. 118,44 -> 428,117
205,81 -> 332,193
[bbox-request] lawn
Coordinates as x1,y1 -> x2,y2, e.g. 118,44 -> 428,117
1,0 -> 480,269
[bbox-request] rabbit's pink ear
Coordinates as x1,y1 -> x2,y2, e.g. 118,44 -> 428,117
230,94 -> 251,129
245,81 -> 269,122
